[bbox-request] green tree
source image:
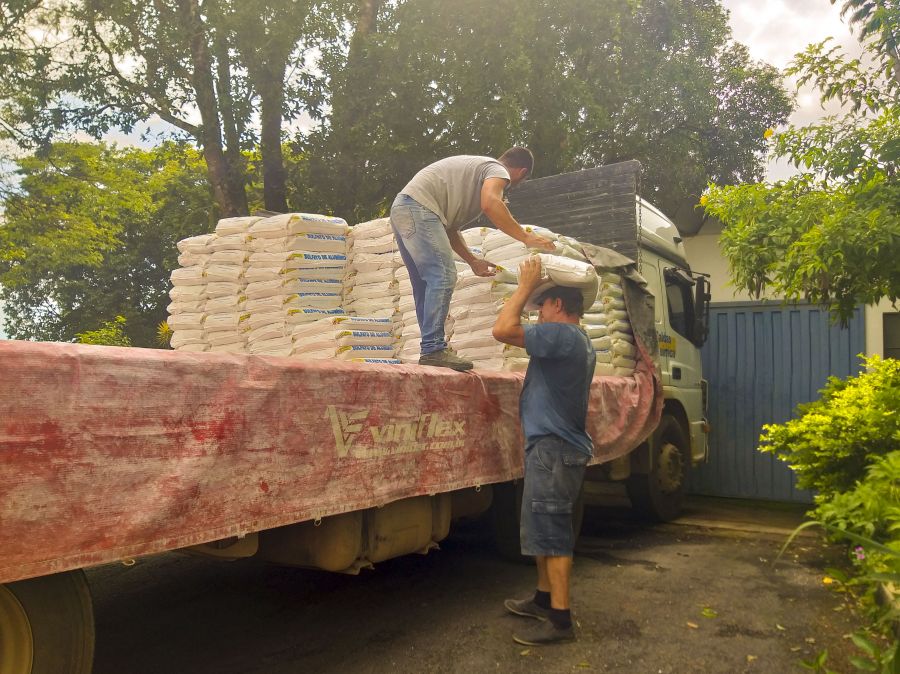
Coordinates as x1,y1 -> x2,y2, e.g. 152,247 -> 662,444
703,3 -> 899,324
302,0 -> 791,222
215,0 -> 347,213
0,0 -> 350,215
0,141 -> 215,346
831,0 -> 900,83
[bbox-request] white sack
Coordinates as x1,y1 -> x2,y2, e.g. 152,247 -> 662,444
169,285 -> 206,302
167,312 -> 205,331
177,234 -> 216,254
205,282 -> 244,299
170,266 -> 206,286
168,300 -> 205,315
215,216 -> 261,236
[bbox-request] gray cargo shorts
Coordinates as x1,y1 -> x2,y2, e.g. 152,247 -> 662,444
520,435 -> 590,557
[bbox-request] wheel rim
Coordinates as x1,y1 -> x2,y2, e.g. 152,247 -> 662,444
657,441 -> 685,494
0,584 -> 34,674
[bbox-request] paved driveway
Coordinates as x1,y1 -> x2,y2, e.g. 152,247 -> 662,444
88,498 -> 858,673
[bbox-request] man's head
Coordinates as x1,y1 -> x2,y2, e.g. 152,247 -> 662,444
535,285 -> 584,324
499,147 -> 534,187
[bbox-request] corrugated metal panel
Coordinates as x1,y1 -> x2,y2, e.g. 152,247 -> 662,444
503,161 -> 642,260
688,302 -> 866,502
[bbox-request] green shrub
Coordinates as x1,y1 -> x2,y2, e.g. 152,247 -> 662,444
816,450 -> 900,554
75,316 -> 132,347
759,356 -> 900,498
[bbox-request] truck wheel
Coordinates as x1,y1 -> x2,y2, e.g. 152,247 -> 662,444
626,415 -> 689,522
491,481 -> 585,563
0,571 -> 95,674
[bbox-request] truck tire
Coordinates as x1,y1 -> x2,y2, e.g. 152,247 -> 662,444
0,571 -> 94,674
491,481 -> 585,564
626,414 -> 690,522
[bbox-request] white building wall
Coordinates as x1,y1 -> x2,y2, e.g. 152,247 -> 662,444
865,298 -> 897,358
681,229 -> 892,357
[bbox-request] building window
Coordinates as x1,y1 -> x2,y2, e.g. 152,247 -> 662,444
885,313 -> 900,360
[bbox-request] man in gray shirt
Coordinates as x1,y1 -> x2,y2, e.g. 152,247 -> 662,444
390,147 -> 554,371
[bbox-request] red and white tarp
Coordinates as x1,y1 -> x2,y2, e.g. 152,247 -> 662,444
0,340 -> 660,584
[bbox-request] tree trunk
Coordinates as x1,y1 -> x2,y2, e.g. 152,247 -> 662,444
343,0 -> 381,123
178,0 -> 248,216
213,31 -> 248,214
257,65 -> 288,214
325,0 -> 382,216
354,0 -> 379,46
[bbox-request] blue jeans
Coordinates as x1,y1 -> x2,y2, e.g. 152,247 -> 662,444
390,194 -> 458,355
520,435 -> 589,557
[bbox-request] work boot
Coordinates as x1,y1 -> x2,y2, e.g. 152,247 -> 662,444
418,348 -> 473,371
512,619 -> 576,646
504,597 -> 550,621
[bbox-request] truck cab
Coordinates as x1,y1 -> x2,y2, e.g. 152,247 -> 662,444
637,197 -> 710,465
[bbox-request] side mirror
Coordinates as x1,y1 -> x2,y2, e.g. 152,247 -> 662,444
692,275 -> 711,347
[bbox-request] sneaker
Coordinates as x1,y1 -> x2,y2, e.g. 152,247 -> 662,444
512,619 -> 576,646
418,349 -> 473,371
504,597 -> 550,621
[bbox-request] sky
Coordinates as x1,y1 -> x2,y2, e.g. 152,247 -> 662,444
720,0 -> 859,179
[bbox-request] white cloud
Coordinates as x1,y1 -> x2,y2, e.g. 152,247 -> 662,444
723,0 -> 856,68
721,0 -> 862,180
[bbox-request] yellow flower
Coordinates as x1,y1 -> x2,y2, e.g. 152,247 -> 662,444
764,127 -> 775,139
823,576 -> 834,585
699,195 -> 708,206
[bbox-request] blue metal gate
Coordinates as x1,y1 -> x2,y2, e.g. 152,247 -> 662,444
688,302 -> 866,502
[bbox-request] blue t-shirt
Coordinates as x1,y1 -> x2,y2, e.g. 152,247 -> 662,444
521,323 -> 596,456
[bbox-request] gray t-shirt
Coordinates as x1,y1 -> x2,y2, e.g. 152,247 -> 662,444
400,156 -> 510,231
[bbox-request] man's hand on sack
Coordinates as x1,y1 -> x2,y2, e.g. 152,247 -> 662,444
523,232 -> 555,251
469,258 -> 497,277
517,257 -> 544,294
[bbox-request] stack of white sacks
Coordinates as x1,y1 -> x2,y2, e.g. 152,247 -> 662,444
242,213 -> 350,356
436,229 -> 520,370
432,226 -> 548,371
168,215 -> 638,377
291,314 -> 398,362
438,226 -> 637,376
293,216 -> 402,363
168,213 -> 352,357
168,216 -> 262,354
585,273 -> 638,376
344,217 -> 402,320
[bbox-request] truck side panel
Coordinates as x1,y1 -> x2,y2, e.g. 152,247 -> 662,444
0,340 -> 661,584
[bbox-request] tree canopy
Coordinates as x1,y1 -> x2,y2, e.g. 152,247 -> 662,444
703,2 -> 899,323
1,0 -> 791,222
302,0 -> 792,222
0,141 -> 214,345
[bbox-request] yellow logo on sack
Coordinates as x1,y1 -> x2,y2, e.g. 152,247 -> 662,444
326,405 -> 467,459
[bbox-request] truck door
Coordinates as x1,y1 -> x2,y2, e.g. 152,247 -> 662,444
661,268 -> 703,387
661,267 -> 708,461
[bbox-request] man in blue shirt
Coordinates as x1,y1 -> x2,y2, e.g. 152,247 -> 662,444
492,257 -> 597,645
